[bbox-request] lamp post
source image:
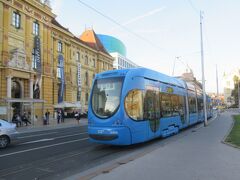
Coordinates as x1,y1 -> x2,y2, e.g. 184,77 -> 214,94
237,70 -> 240,110
172,56 -> 180,76
200,11 -> 208,127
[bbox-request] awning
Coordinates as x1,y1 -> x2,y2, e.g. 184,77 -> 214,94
53,101 -> 77,108
1,98 -> 45,103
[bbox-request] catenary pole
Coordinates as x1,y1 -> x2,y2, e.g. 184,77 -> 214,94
200,11 -> 208,126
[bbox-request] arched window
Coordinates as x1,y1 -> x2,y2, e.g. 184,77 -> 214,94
85,55 -> 88,65
33,21 -> 39,36
76,52 -> 80,62
85,71 -> 88,86
11,81 -> 21,98
12,11 -> 21,29
85,92 -> 89,105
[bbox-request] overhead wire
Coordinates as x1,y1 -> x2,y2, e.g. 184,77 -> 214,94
76,0 -> 169,54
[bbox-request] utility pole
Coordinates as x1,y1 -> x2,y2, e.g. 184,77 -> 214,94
216,64 -> 219,109
200,11 -> 208,127
172,56 -> 180,76
237,70 -> 240,110
216,64 -> 219,98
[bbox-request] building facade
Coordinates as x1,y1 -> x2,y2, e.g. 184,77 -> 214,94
0,0 -> 113,120
97,34 -> 138,70
110,52 -> 138,70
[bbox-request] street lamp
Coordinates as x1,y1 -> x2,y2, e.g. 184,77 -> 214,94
172,56 -> 181,76
200,11 -> 208,126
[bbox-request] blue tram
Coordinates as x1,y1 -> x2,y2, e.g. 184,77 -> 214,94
88,68 -> 212,145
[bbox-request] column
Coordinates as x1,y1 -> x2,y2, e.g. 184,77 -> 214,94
29,78 -> 33,98
6,76 -> 12,98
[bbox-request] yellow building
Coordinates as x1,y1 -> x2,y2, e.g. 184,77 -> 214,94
0,0 -> 113,121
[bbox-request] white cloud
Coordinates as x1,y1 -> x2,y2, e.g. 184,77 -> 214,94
110,6 -> 166,32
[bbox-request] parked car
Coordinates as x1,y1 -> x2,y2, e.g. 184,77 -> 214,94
0,119 -> 18,148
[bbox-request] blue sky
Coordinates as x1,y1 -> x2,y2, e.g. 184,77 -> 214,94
51,0 -> 240,93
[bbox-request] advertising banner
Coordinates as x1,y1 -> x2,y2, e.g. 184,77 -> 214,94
34,36 -> 42,74
33,36 -> 42,99
77,63 -> 81,87
58,54 -> 65,103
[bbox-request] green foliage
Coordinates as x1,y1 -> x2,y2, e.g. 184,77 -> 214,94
231,75 -> 240,106
225,115 -> 240,147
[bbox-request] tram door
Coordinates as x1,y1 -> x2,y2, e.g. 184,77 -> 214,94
144,88 -> 161,139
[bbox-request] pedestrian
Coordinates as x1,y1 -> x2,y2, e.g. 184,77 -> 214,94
16,114 -> 22,127
43,114 -> 47,125
45,109 -> 50,125
75,111 -> 81,124
12,113 -> 21,127
57,110 -> 61,124
22,112 -> 31,126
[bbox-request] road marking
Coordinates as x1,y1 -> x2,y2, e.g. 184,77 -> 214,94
18,132 -> 88,146
0,138 -> 89,158
17,132 -> 58,139
19,138 -> 55,145
54,132 -> 87,139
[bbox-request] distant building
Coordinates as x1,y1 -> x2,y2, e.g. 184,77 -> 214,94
223,69 -> 240,106
110,52 -> 138,70
97,34 -> 138,69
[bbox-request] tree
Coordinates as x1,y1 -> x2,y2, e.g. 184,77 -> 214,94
231,75 -> 239,106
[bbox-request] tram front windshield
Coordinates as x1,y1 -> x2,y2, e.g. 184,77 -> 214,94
91,77 -> 124,119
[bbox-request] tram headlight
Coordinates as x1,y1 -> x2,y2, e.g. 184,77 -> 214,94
113,119 -> 122,126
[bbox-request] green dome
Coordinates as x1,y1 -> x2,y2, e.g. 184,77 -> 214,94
97,34 -> 126,56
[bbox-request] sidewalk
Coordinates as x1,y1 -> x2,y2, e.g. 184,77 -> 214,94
16,117 -> 88,133
80,111 -> 240,180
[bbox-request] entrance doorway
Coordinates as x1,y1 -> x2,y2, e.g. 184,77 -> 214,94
11,81 -> 22,114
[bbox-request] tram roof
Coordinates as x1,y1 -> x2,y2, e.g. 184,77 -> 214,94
96,68 -> 186,88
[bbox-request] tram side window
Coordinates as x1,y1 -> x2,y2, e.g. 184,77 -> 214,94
197,98 -> 203,111
171,95 -> 180,116
189,97 -> 197,113
125,89 -> 143,120
179,96 -> 185,115
171,95 -> 184,116
143,90 -> 160,120
161,94 -> 172,117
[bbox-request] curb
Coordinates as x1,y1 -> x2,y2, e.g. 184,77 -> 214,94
64,113 -> 219,180
221,114 -> 240,150
17,120 -> 88,134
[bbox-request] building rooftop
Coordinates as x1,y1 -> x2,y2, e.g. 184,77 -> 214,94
80,30 -> 110,56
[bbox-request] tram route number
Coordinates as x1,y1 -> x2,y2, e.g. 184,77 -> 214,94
97,129 -> 118,134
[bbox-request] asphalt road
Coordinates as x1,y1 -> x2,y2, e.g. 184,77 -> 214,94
0,125 -> 157,180
0,112 -> 219,180
0,126 -> 114,180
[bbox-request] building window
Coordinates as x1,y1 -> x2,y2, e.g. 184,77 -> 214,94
57,58 -> 64,78
58,41 -> 63,53
93,59 -> 96,67
77,90 -> 81,101
85,93 -> 89,105
32,49 -> 37,69
76,52 -> 80,62
12,11 -> 21,29
33,21 -> 39,36
85,55 -> 88,65
85,71 -> 89,86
